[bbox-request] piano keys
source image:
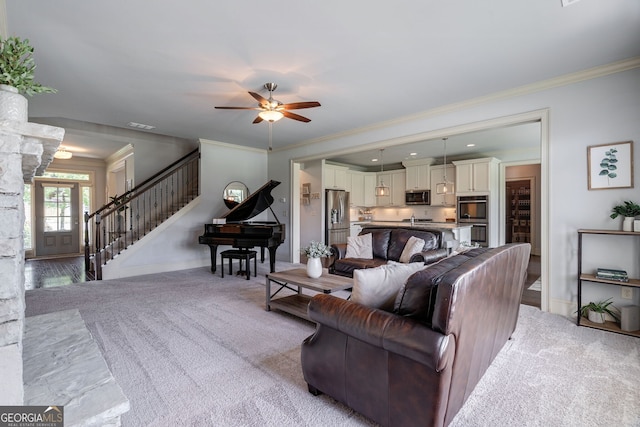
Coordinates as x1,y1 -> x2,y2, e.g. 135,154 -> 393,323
198,180 -> 286,273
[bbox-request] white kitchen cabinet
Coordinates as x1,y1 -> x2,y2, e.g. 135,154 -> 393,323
375,170 -> 406,206
430,164 -> 456,206
405,164 -> 430,190
342,170 -> 377,207
453,158 -> 499,195
347,171 -> 364,207
402,159 -> 433,191
324,164 -> 348,190
363,173 -> 377,207
391,170 -> 406,206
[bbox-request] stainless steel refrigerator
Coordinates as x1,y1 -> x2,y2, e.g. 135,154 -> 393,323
325,189 -> 350,246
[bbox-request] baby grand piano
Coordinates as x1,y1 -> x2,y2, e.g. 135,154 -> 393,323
198,180 -> 285,274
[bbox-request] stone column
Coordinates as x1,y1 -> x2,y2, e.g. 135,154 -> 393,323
0,118 -> 64,404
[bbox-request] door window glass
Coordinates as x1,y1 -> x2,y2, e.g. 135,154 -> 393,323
44,186 -> 72,232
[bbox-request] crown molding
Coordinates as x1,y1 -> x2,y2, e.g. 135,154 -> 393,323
279,57 -> 640,153
200,138 -> 267,154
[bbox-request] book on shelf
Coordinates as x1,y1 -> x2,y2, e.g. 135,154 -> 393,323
595,267 -> 628,282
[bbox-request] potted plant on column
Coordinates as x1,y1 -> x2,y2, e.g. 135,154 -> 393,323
0,36 -> 56,122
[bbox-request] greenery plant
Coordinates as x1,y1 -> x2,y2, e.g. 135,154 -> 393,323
610,200 -> 640,219
301,240 -> 332,258
0,36 -> 56,95
577,298 -> 619,322
598,148 -> 618,179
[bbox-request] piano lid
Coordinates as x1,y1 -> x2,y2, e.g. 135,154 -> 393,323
221,180 -> 281,222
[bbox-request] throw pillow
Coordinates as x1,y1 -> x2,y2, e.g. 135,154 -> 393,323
345,233 -> 373,259
399,236 -> 426,263
352,262 -> 426,311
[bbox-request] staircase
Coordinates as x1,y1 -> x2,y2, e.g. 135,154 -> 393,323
84,149 -> 200,280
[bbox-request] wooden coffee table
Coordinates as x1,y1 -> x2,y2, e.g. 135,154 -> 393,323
266,268 -> 353,321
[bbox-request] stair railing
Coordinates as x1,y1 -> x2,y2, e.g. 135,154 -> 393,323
84,148 -> 200,279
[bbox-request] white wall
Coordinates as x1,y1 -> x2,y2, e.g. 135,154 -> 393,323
103,139 -> 268,278
299,160 -> 324,247
269,65 -> 640,316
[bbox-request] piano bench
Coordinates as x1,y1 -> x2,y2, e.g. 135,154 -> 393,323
220,249 -> 257,280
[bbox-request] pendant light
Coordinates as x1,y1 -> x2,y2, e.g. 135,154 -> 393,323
375,149 -> 390,197
436,138 -> 454,195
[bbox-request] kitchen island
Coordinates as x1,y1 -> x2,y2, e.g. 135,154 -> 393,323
360,221 -> 473,249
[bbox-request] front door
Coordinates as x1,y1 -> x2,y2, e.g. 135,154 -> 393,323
35,181 -> 80,256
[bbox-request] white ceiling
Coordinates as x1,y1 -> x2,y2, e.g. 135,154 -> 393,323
4,1 -> 640,164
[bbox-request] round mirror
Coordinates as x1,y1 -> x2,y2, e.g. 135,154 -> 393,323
223,181 -> 249,209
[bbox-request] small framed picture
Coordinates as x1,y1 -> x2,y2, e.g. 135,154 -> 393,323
587,141 -> 634,190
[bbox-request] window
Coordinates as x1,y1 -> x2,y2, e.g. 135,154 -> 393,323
43,185 -> 72,231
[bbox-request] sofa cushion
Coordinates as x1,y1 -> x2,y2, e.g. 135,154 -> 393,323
345,233 -> 373,259
332,257 -> 387,277
387,229 -> 440,261
352,262 -> 426,311
394,250 -> 488,323
399,236 -> 426,263
364,229 -> 392,260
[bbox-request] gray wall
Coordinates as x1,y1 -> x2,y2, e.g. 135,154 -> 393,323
268,66 -> 640,316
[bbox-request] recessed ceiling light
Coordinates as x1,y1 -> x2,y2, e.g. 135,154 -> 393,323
466,143 -> 476,147
410,152 -> 417,156
127,122 -> 156,130
371,158 -> 379,162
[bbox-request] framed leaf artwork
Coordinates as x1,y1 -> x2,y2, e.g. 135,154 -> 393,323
587,141 -> 634,190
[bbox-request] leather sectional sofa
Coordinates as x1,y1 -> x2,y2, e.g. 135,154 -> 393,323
329,226 -> 450,277
302,243 -> 531,427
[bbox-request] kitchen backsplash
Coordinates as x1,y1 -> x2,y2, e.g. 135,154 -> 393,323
352,206 -> 457,223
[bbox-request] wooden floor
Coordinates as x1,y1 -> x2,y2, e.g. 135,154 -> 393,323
24,256 -> 89,289
23,254 -> 543,308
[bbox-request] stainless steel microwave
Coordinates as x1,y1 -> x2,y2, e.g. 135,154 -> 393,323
405,190 -> 430,205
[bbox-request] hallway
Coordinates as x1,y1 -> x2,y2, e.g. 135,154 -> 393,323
24,256 -> 88,290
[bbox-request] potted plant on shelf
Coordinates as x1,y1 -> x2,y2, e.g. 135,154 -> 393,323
578,298 -> 620,324
301,240 -> 332,278
0,36 -> 56,122
610,200 -> 640,231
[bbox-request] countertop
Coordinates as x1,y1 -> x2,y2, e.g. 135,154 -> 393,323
351,221 -> 472,230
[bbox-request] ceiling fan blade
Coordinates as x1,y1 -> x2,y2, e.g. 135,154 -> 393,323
214,106 -> 260,110
249,91 -> 270,108
252,116 -> 264,124
282,110 -> 311,123
280,101 -> 321,110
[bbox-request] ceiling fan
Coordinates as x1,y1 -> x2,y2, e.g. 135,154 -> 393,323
215,83 -> 321,124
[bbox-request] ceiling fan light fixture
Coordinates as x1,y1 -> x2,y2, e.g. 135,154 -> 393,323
258,110 -> 284,122
54,147 -> 73,160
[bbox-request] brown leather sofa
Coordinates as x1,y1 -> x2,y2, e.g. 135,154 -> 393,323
302,243 -> 531,427
329,226 -> 450,277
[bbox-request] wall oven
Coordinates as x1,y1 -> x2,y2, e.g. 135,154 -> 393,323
457,195 -> 489,247
457,195 -> 488,222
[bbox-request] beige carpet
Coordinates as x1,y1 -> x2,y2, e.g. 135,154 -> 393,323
25,262 -> 640,426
